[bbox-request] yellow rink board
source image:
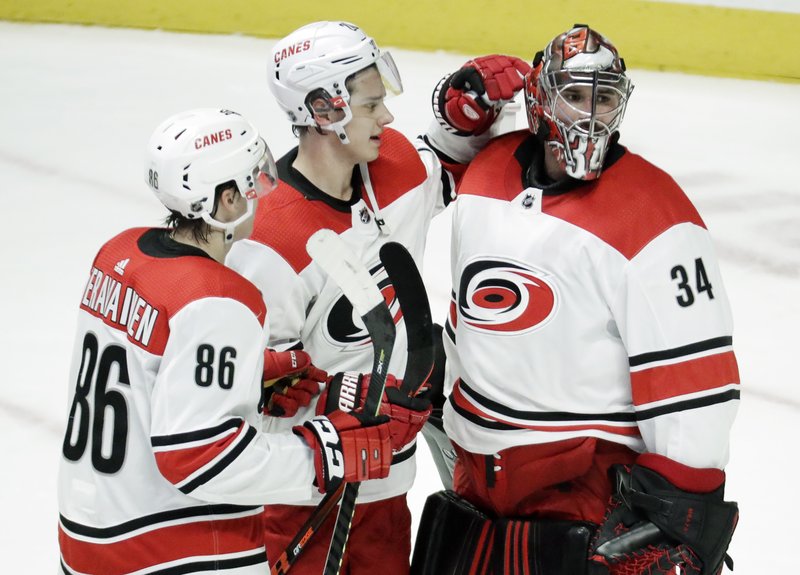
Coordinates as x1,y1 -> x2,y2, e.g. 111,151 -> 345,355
2,0 -> 798,82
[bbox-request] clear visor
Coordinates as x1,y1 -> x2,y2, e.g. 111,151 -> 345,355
376,51 -> 403,97
546,70 -> 631,137
243,141 -> 278,200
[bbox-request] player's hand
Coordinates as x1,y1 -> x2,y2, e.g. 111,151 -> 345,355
293,411 -> 392,493
433,54 -> 530,135
319,372 -> 431,452
261,350 -> 326,417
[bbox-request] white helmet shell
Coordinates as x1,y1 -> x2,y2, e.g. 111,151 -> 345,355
145,108 -> 277,237
267,21 -> 402,143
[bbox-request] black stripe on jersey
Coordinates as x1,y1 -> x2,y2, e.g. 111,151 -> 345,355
391,441 -> 417,465
636,388 -> 741,421
450,396 -> 520,430
59,504 -> 261,539
459,379 -> 637,423
151,418 -> 243,447
62,550 -> 266,575
440,165 -> 455,207
444,318 -> 456,345
629,336 -> 733,368
179,425 -> 258,494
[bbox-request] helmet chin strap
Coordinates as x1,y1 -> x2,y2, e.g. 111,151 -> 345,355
201,199 -> 256,244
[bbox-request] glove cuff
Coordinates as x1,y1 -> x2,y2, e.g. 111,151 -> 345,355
636,453 -> 725,494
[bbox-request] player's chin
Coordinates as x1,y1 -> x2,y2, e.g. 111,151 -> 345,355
363,142 -> 381,162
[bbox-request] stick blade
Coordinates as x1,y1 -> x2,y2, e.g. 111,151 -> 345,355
306,229 -> 384,316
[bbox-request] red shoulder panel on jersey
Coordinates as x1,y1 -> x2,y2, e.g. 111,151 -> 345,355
81,228 -> 266,355
248,182 -> 351,273
543,153 -> 707,260
456,131 -> 529,200
363,127 -> 428,206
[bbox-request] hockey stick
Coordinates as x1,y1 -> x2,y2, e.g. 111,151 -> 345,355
383,242 -> 456,489
270,230 -> 394,575
310,232 -> 394,575
321,243 -> 435,575
378,242 -> 434,397
269,239 -> 434,575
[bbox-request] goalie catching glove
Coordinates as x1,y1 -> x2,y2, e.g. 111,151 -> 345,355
433,54 -> 531,136
293,411 -> 392,493
320,372 -> 432,452
590,453 -> 738,575
261,350 -> 327,417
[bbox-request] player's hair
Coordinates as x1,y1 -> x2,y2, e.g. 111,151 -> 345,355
164,180 -> 239,243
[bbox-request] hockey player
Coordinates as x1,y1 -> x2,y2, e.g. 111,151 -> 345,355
412,25 -> 740,575
57,108 -> 423,575
225,20 -> 530,574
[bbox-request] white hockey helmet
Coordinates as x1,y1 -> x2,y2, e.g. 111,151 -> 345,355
267,21 -> 403,144
524,24 -> 633,180
145,108 -> 277,241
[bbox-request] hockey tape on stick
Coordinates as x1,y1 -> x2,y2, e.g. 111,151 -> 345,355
307,229 -> 396,575
379,242 -> 434,396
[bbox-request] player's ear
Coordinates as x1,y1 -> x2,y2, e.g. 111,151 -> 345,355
309,96 -> 335,126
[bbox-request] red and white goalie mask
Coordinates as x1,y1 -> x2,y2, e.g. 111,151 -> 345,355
524,25 -> 633,180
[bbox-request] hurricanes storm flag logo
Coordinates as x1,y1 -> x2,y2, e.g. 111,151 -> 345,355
458,258 -> 557,334
324,262 -> 401,349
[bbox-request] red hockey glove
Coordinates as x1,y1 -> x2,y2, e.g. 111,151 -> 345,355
261,350 -> 327,417
293,411 -> 392,493
433,54 -> 531,136
590,454 -> 738,575
319,372 -> 432,452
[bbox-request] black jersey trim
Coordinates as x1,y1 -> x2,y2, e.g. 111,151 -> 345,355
421,133 -> 461,165
635,388 -> 741,421
151,418 -> 243,447
391,441 -> 417,465
62,550 -> 266,575
459,379 -> 637,423
138,228 -> 214,260
444,319 -> 456,346
629,336 -> 733,368
449,395 -> 519,430
59,504 -> 261,539
277,147 -> 363,212
179,425 -> 258,494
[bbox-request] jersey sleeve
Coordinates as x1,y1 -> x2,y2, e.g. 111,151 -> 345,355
226,238 -> 312,351
615,222 -> 740,469
149,296 -> 316,505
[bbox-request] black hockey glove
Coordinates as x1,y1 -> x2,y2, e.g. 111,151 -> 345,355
590,453 -> 738,575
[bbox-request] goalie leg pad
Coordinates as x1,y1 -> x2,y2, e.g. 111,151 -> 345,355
411,490 -> 605,575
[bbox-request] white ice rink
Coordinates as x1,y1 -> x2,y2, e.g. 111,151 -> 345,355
1,21 -> 798,573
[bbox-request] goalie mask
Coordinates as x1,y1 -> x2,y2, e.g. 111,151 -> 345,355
524,24 -> 633,180
267,21 -> 403,144
145,108 -> 278,242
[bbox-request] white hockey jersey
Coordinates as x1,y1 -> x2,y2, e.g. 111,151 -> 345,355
443,132 -> 740,470
58,228 -> 316,575
226,127 -> 453,504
